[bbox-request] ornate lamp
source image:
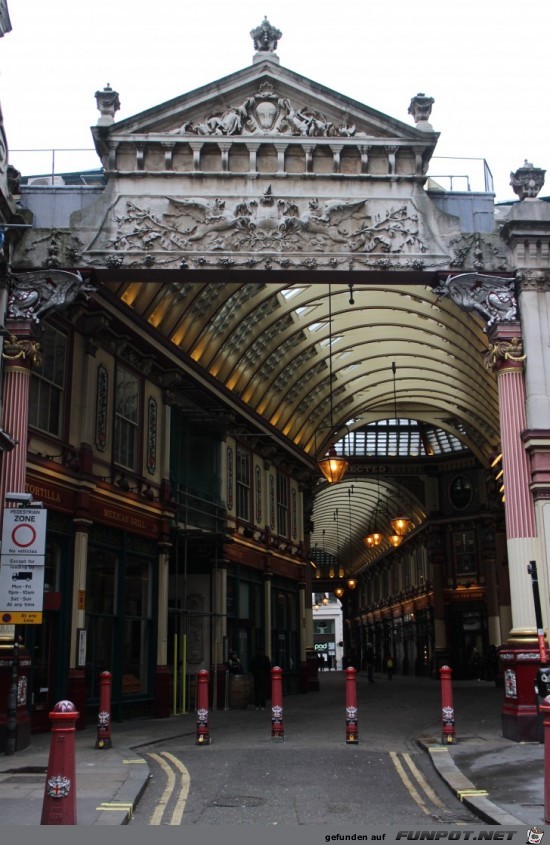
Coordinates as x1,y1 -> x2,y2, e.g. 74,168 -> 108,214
388,534 -> 403,548
316,284 -> 349,484
334,586 -> 345,599
389,362 -> 413,538
346,578 -> 357,590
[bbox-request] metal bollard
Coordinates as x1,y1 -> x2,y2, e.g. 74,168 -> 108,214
271,666 -> 284,741
345,666 -> 359,744
40,700 -> 79,825
95,670 -> 112,749
439,664 -> 456,744
196,669 -> 210,745
540,695 -> 550,822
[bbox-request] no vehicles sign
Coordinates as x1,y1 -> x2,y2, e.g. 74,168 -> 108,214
1,508 -> 47,557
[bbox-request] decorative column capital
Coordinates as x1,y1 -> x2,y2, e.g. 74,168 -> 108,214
483,333 -> 526,374
2,333 -> 41,367
517,269 -> 550,291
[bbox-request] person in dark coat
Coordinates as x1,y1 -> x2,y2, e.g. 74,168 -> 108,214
250,647 -> 272,710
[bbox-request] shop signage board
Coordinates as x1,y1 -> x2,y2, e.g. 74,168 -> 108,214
0,507 -> 47,624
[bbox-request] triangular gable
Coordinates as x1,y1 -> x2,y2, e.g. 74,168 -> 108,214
92,59 -> 437,147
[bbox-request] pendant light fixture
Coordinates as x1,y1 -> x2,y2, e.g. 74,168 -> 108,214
364,466 -> 384,547
317,283 -> 349,484
389,361 -> 413,537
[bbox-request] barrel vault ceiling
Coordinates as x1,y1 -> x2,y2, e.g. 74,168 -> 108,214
99,276 -> 500,577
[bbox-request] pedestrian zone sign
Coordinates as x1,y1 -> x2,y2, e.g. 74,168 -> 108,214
0,507 -> 47,624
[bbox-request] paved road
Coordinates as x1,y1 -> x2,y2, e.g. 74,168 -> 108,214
129,672 -> 480,826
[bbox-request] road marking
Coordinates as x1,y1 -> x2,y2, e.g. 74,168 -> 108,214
390,751 -> 431,816
162,752 -> 191,825
402,752 -> 447,810
147,751 -> 191,825
149,752 -> 176,825
97,802 -> 133,819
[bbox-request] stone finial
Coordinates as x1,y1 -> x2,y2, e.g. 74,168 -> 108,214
95,84 -> 120,126
510,160 -> 546,201
408,92 -> 434,130
250,17 -> 282,53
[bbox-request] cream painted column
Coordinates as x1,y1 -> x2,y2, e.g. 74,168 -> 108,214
299,581 -> 306,665
264,572 -> 272,660
212,563 -> 227,666
485,324 -> 539,640
69,520 -> 92,666
156,544 -> 170,667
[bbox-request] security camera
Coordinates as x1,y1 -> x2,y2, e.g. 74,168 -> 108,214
5,492 -> 33,503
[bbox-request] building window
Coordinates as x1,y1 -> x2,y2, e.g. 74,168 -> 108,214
454,530 -> 477,575
236,444 -> 251,522
449,475 -> 473,510
29,325 -> 67,436
113,366 -> 140,470
276,473 -> 289,537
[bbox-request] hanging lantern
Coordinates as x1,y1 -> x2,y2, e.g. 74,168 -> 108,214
388,534 -> 403,548
334,586 -> 345,599
390,515 -> 413,536
317,444 -> 349,484
347,578 -> 357,590
322,595 -> 329,606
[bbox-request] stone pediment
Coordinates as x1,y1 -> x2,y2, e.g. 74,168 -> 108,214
92,61 -> 438,164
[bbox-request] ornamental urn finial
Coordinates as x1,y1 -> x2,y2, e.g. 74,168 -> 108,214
250,17 -> 282,61
408,93 -> 435,130
510,160 -> 546,201
95,83 -> 120,127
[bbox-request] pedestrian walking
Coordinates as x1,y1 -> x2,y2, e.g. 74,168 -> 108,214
250,647 -> 271,710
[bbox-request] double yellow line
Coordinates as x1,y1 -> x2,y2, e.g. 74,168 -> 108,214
390,751 -> 449,817
147,751 -> 191,825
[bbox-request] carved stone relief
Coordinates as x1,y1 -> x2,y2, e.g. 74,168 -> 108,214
170,83 -> 361,138
83,190 -> 438,271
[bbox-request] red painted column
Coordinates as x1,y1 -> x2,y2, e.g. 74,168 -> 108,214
439,665 -> 456,744
345,666 -> 358,744
195,669 -> 210,745
41,700 -> 79,825
0,328 -> 41,515
486,325 -> 541,741
270,666 -> 284,740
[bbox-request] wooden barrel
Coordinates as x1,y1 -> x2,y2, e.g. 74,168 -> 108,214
228,672 -> 251,709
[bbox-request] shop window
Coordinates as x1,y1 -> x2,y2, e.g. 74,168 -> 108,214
29,325 -> 67,436
453,530 -> 477,575
236,444 -> 251,522
276,472 -> 289,537
114,366 -> 140,470
123,559 -> 151,694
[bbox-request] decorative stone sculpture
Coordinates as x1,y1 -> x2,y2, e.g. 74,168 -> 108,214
510,160 -> 546,201
408,93 -> 434,129
171,88 -> 358,138
95,84 -> 121,126
7,269 -> 96,323
432,272 -> 517,329
250,17 -> 282,52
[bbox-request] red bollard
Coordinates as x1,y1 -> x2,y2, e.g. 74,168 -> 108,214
196,669 -> 210,745
271,666 -> 284,741
95,670 -> 112,749
439,664 -> 456,744
540,695 -> 550,822
40,700 -> 79,826
345,666 -> 359,744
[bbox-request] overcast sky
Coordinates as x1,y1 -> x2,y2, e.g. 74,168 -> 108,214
0,0 -> 548,202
